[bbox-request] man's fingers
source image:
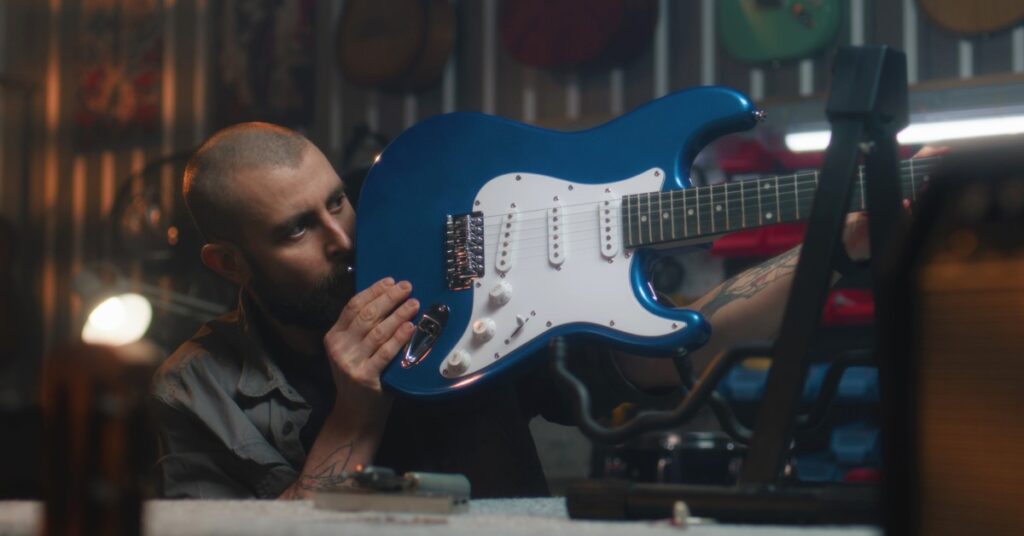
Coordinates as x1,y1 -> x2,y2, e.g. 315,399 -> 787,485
344,299 -> 419,387
367,321 -> 417,373
912,145 -> 950,159
359,297 -> 420,352
336,277 -> 395,330
349,280 -> 412,335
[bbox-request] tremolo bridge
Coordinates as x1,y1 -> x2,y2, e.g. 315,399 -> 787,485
445,212 -> 485,290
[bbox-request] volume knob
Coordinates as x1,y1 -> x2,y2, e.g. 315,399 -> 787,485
444,349 -> 471,377
472,318 -> 496,343
489,280 -> 513,306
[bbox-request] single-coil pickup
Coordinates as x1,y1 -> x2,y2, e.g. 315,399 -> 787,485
600,198 -> 621,259
547,206 -> 565,266
496,209 -> 517,273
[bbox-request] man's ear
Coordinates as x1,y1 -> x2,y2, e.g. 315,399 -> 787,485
200,242 -> 250,286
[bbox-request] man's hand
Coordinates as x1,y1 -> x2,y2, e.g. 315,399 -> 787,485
322,277 -> 420,425
842,145 -> 950,262
279,278 -> 420,500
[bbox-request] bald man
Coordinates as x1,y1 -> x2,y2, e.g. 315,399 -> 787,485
151,122 -> 881,499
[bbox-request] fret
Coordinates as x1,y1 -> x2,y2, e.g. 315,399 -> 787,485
705,186 -> 712,234
909,158 -> 916,201
622,194 -> 630,248
636,193 -> 644,245
638,191 -> 647,243
740,180 -> 746,228
858,166 -> 865,210
756,177 -> 763,225
703,186 -> 713,234
716,185 -> 724,231
669,190 -> 676,239
776,176 -> 786,222
637,193 -> 646,245
773,177 -> 781,223
648,192 -> 655,242
761,179 -> 775,222
811,171 -> 820,217
695,187 -> 702,235
685,188 -> 698,236
724,183 -> 731,230
623,155 -> 949,248
712,184 -> 720,232
658,190 -> 665,241
794,173 -> 801,219
684,189 -> 692,237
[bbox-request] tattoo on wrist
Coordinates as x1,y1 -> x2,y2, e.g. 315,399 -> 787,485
297,442 -> 356,491
699,247 -> 801,319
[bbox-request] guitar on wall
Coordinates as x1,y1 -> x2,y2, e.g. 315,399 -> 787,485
917,0 -> 1024,35
355,86 -> 940,399
717,0 -> 842,63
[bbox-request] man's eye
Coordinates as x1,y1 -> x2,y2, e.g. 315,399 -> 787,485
287,224 -> 307,239
328,194 -> 346,211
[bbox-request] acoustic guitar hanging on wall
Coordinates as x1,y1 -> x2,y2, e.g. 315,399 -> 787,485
717,0 -> 841,63
917,0 -> 1024,35
335,0 -> 456,92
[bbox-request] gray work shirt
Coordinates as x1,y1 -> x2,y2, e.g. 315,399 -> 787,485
151,295 -> 632,499
151,296 -> 311,499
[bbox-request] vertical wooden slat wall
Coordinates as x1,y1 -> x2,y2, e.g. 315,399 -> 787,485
0,0 -> 1022,351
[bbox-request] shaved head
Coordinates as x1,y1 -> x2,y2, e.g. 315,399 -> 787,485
183,122 -> 311,243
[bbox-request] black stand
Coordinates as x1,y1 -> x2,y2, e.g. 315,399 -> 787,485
559,46 -> 908,523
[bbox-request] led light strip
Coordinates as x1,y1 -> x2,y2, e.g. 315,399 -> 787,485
785,114 -> 1024,152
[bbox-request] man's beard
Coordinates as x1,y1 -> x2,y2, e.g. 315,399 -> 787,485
245,257 -> 355,332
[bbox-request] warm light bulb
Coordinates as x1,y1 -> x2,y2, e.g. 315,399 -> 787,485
82,293 -> 153,346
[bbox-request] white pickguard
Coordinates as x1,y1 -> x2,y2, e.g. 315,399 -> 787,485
439,168 -> 687,379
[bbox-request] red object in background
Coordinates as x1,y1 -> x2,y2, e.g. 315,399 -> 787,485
843,467 -> 881,484
711,138 -> 816,258
822,289 -> 875,326
711,223 -> 807,258
709,137 -> 881,327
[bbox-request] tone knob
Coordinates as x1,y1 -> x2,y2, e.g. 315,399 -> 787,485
489,280 -> 513,306
472,318 -> 496,343
444,349 -> 471,376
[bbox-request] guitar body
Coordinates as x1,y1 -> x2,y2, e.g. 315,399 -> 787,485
918,0 -> 1024,35
356,87 -> 758,399
717,0 -> 842,63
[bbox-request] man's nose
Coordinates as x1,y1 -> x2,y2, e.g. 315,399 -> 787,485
323,216 -> 353,259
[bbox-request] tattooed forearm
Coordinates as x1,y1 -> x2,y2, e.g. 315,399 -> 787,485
296,442 -> 356,491
698,246 -> 801,319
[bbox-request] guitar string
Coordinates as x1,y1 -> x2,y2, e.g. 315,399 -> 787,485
447,157 -> 941,274
471,156 -> 939,225
479,172 -> 931,253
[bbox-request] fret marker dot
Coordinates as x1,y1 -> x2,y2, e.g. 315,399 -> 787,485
764,183 -> 771,190
766,212 -> 774,220
641,215 -> 648,222
687,209 -> 694,216
715,204 -> 722,212
662,212 -> 669,219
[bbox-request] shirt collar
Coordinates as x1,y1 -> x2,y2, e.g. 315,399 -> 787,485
232,291 -> 307,404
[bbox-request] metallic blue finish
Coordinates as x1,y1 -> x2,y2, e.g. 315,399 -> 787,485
355,86 -> 757,399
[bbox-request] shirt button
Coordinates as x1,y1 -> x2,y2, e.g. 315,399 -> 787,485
282,421 -> 295,435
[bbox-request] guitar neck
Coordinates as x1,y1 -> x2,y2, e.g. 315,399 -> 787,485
621,156 -> 941,248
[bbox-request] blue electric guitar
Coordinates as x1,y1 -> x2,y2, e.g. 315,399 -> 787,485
355,86 -> 937,399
